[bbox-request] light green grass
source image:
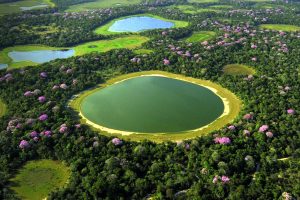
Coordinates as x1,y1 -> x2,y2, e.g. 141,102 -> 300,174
188,0 -> 218,3
209,5 -> 233,9
0,99 -> 7,117
74,36 -> 149,56
69,70 -> 242,143
0,36 -> 149,69
133,49 -> 153,54
66,0 -> 141,12
260,24 -> 300,32
94,14 -> 189,35
170,5 -> 220,14
185,31 -> 216,43
245,0 -> 273,2
9,159 -> 70,200
0,0 -> 54,16
223,64 -> 256,76
254,3 -> 286,9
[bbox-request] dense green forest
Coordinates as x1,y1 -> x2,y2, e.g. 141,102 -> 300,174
0,0 -> 299,199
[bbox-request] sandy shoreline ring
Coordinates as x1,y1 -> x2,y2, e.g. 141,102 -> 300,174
70,71 -> 241,142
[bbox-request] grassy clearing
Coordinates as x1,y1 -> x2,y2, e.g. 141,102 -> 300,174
0,0 -> 54,15
66,0 -> 141,12
69,70 -> 242,143
185,31 -> 216,42
0,99 -> 7,117
260,24 -> 300,32
0,36 -> 149,69
133,49 -> 154,54
223,64 -> 256,76
209,5 -> 233,9
74,36 -> 149,56
245,0 -> 273,2
254,3 -> 286,9
94,14 -> 189,35
170,5 -> 220,14
9,159 -> 70,200
188,0 -> 219,3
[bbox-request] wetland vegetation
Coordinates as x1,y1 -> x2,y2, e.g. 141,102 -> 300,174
0,0 -> 299,199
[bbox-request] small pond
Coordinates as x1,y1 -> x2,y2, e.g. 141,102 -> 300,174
81,76 -> 224,133
108,16 -> 174,32
8,49 -> 75,64
0,64 -> 8,70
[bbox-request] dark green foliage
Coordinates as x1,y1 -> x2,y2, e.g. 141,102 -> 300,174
0,0 -> 300,199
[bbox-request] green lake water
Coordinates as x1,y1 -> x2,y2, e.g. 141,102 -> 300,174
81,76 -> 224,133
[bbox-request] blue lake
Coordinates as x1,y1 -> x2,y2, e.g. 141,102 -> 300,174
108,16 -> 174,32
0,64 -> 8,70
8,49 -> 75,63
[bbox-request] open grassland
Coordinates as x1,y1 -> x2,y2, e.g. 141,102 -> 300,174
74,36 -> 149,55
188,0 -> 219,3
245,0 -> 274,2
133,49 -> 154,54
185,31 -> 216,42
66,0 -> 142,12
254,3 -> 287,9
70,70 -> 242,143
0,36 -> 149,69
94,14 -> 189,35
260,24 -> 300,32
25,24 -> 60,35
0,99 -> 7,117
9,160 -> 70,200
223,64 -> 256,76
170,5 -> 220,14
0,0 -> 54,15
209,5 -> 233,9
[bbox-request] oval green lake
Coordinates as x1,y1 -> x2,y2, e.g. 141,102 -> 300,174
81,76 -> 225,133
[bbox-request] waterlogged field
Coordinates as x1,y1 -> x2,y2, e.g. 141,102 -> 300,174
71,71 -> 241,142
9,160 -> 70,200
94,14 -> 189,35
185,31 -> 216,42
0,0 -> 54,15
223,64 -> 256,75
260,24 -> 300,32
0,36 -> 149,69
66,0 -> 142,12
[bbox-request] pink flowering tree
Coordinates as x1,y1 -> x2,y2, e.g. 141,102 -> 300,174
258,125 -> 269,132
38,96 -> 46,103
214,137 -> 231,145
287,109 -> 295,115
19,140 -> 30,149
112,138 -> 123,146
38,114 -> 48,121
59,124 -> 68,133
163,58 -> 170,65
